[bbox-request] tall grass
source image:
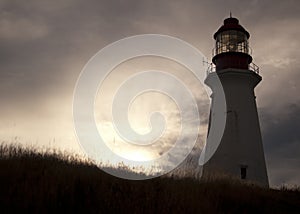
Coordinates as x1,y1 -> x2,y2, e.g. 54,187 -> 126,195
1,143 -> 300,213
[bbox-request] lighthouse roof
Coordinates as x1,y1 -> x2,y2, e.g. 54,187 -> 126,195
213,17 -> 250,39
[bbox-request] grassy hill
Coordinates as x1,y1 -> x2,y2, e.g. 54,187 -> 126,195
1,144 -> 299,214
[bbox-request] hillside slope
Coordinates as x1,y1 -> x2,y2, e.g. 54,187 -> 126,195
1,145 -> 299,213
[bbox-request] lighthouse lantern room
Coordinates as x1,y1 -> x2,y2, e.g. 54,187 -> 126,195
212,17 -> 252,71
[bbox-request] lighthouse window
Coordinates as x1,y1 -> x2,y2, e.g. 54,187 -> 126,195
241,167 -> 247,179
215,30 -> 249,55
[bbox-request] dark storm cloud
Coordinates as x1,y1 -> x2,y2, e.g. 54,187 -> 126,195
260,104 -> 300,186
261,104 -> 300,152
0,0 -> 146,117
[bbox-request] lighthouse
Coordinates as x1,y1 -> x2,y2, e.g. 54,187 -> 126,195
202,16 -> 269,187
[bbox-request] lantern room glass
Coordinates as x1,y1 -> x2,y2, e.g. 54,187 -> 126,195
215,30 -> 249,55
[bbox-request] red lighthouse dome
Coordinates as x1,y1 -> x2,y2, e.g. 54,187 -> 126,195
212,16 -> 252,71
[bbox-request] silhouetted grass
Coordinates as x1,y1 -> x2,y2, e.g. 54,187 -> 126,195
1,144 -> 300,213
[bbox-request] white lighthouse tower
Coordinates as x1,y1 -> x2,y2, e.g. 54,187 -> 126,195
202,16 -> 269,187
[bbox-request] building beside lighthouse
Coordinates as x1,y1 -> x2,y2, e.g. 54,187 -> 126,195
202,16 -> 269,187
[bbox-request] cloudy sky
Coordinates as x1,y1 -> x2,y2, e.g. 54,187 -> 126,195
0,0 -> 299,187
